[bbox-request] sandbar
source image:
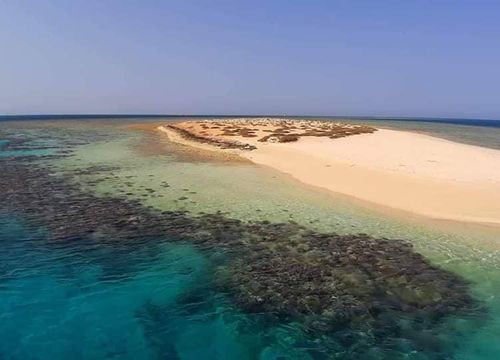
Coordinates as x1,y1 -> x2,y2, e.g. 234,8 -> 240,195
158,119 -> 500,226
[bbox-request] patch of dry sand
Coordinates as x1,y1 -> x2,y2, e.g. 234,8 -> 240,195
158,119 -> 500,226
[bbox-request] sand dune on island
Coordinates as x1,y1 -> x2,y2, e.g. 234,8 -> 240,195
158,119 -> 500,226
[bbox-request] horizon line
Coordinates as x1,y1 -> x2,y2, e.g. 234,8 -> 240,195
1,113 -> 500,122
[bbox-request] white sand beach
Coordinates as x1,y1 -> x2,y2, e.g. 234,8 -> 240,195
158,121 -> 500,225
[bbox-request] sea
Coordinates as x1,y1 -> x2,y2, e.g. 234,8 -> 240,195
0,116 -> 499,359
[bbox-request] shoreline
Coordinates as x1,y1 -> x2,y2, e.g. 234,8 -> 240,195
157,120 -> 500,227
157,125 -> 244,153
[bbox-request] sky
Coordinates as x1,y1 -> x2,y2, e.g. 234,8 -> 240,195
1,0 -> 500,119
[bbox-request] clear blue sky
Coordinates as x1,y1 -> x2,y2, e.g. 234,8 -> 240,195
1,0 -> 499,118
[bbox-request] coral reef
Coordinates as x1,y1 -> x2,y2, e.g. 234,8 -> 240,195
0,129 -> 484,358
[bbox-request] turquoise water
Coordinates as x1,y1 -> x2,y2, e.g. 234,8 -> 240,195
0,136 -> 55,157
0,215 -> 360,360
1,118 -> 500,359
0,215 -> 252,359
0,148 -> 53,157
338,118 -> 500,150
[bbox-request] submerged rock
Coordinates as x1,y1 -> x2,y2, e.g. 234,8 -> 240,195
0,133 -> 485,358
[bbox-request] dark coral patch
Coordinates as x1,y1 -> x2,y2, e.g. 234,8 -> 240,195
0,131 -> 485,358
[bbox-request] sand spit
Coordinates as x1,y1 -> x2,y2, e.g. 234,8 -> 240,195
165,118 -> 376,144
162,123 -> 257,150
158,118 -> 500,226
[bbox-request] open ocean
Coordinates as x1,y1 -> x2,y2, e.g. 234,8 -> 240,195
1,116 -> 499,359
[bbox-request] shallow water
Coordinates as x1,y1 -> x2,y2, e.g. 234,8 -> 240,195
338,118 -> 500,150
0,214 -> 271,359
1,118 -> 499,359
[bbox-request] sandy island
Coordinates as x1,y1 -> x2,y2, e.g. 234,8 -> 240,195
157,118 -> 500,226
